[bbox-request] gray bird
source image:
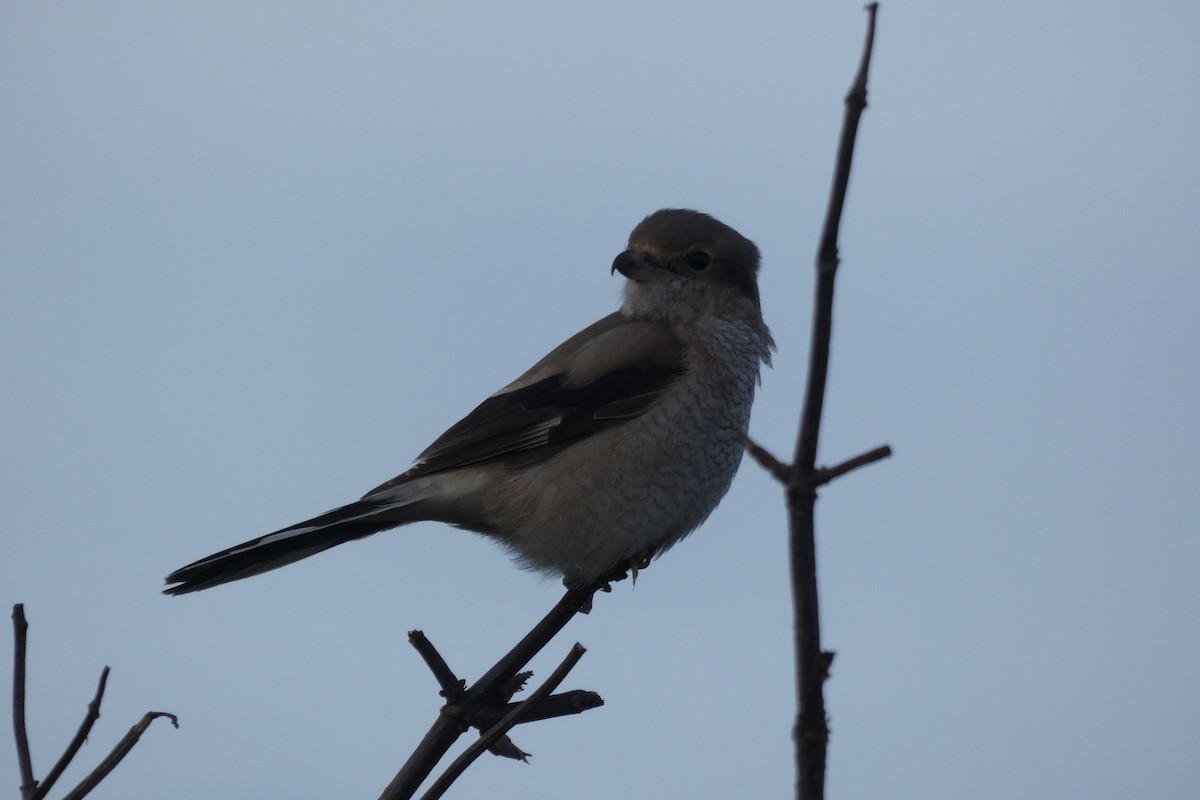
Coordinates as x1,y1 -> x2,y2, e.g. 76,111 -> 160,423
164,209 -> 773,595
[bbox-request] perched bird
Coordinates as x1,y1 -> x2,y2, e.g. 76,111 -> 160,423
164,209 -> 773,595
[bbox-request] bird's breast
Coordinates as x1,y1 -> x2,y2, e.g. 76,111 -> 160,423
491,320 -> 769,584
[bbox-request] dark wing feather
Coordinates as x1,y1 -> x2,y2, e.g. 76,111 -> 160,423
364,320 -> 685,496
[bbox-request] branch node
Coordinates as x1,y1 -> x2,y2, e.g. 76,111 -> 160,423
741,433 -> 792,483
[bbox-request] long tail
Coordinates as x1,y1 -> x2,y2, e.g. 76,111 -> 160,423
164,494 -> 417,595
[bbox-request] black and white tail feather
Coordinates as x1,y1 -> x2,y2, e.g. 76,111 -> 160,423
163,492 -> 423,594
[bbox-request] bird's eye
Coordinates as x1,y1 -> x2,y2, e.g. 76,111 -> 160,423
684,251 -> 711,271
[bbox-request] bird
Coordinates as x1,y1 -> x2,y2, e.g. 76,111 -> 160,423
164,209 -> 773,595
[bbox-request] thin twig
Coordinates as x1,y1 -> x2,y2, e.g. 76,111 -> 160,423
419,644 -> 588,800
742,434 -> 792,482
59,711 -> 179,800
814,445 -> 892,487
12,604 -> 37,800
33,667 -> 111,800
408,631 -> 466,703
794,3 -> 878,473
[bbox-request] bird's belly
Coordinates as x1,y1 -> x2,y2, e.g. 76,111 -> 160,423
492,373 -> 753,585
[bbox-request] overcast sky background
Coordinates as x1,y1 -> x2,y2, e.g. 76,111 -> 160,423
3,3 -> 1198,799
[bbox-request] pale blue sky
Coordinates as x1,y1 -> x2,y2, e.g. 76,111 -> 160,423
3,3 -> 1198,799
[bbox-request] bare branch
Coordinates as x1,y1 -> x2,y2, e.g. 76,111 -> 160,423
794,3 -> 878,474
11,606 -> 179,800
475,689 -> 603,728
60,711 -> 179,800
378,580 -> 609,799
12,604 -> 36,800
33,667 -> 111,800
463,583 -> 598,704
419,644 -> 588,800
742,434 -> 792,483
814,444 -> 892,487
788,6 -> 880,799
408,631 -> 466,703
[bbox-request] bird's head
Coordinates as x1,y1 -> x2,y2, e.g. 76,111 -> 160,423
613,209 -> 766,328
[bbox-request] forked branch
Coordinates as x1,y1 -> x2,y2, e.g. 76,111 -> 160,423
378,578 -> 612,799
9,604 -> 178,800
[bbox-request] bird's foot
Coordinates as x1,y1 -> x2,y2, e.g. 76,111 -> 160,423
629,554 -> 653,587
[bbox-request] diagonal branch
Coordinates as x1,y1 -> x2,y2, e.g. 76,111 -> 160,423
814,445 -> 892,487
419,643 -> 588,800
60,711 -> 179,800
378,579 -> 610,799
408,630 -> 466,703
463,584 -> 598,705
33,667 -> 111,800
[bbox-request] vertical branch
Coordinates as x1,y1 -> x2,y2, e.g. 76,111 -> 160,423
744,6 -> 886,778
789,6 -> 879,800
792,3 -> 879,473
12,604 -> 37,800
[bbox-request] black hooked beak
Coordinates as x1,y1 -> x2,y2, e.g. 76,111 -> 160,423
611,249 -> 667,282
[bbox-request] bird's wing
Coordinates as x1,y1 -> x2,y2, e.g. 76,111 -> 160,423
363,313 -> 685,496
